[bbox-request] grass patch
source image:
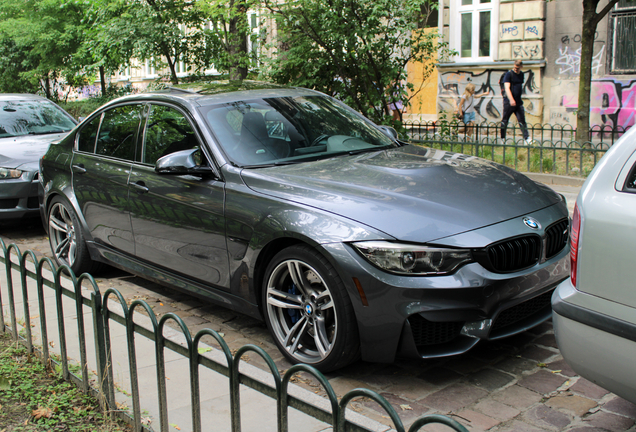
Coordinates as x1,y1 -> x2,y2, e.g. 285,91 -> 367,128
415,141 -> 603,177
0,332 -> 131,431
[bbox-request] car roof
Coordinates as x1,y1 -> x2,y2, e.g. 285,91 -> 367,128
103,81 -> 323,108
0,94 -> 50,102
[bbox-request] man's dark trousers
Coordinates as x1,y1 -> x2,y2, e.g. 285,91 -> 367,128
500,98 -> 529,140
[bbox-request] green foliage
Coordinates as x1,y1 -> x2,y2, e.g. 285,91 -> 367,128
262,0 -> 452,125
0,0 -> 89,97
197,0 -> 258,80
59,85 -> 133,119
89,0 -> 210,85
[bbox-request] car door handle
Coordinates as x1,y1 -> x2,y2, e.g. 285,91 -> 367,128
71,164 -> 86,174
130,181 -> 149,194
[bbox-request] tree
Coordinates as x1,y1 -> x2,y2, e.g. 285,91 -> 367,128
0,0 -> 88,98
198,0 -> 256,81
94,0 -> 210,85
262,0 -> 450,125
576,0 -> 620,142
73,0 -> 137,96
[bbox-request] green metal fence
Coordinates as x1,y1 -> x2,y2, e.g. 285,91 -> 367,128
405,120 -> 622,177
0,240 -> 469,432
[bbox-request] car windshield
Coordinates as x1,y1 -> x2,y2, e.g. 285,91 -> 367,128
0,99 -> 76,138
200,95 -> 396,167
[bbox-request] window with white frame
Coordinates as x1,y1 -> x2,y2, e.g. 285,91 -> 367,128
452,0 -> 498,62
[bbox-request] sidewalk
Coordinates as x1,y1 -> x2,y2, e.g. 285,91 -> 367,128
0,258 -> 390,432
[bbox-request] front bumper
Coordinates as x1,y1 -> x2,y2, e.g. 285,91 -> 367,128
322,238 -> 569,363
0,172 -> 40,220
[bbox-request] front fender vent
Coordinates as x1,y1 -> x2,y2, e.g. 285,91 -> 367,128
408,314 -> 464,347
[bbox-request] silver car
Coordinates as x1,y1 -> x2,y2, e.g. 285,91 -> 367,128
0,94 -> 76,219
553,126 -> 636,404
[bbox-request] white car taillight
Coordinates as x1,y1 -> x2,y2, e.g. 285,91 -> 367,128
570,204 -> 581,287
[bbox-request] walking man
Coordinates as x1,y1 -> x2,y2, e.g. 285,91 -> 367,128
500,60 -> 530,144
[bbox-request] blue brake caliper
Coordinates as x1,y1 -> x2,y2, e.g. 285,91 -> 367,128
288,283 -> 300,324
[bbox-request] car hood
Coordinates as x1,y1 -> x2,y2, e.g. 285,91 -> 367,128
0,133 -> 66,170
240,145 -> 562,243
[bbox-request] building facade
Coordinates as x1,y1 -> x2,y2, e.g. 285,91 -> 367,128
436,0 -> 636,130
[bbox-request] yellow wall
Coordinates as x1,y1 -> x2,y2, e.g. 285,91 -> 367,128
405,28 -> 438,121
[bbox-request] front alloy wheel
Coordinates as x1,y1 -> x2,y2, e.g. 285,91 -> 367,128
263,245 -> 359,371
48,202 -> 78,268
47,197 -> 100,275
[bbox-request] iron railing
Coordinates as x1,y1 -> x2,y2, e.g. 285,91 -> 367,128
0,240 -> 468,432
404,120 -> 629,147
403,120 -> 618,177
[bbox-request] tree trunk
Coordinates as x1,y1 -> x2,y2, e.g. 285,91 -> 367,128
163,48 -> 179,85
576,0 -> 621,143
228,1 -> 248,81
44,73 -> 51,99
576,1 -> 598,143
99,66 -> 107,96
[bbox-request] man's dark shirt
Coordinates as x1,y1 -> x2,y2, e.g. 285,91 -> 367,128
503,70 -> 524,105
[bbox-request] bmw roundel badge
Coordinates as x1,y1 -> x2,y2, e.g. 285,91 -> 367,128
523,217 -> 541,230
305,304 -> 313,315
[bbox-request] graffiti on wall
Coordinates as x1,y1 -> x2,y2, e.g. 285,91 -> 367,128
554,79 -> 636,129
555,32 -> 605,77
555,45 -> 605,76
513,43 -> 542,59
438,69 -> 541,122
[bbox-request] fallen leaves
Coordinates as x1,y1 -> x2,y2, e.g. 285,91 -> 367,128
32,406 -> 54,419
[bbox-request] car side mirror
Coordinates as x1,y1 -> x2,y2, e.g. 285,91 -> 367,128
378,125 -> 399,140
155,148 -> 213,175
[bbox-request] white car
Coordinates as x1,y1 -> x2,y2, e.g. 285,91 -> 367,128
552,126 -> 636,404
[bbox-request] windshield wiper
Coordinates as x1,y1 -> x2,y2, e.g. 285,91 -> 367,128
28,130 -> 68,136
346,145 -> 394,156
241,160 -> 300,168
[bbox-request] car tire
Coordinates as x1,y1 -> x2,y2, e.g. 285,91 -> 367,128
47,196 -> 101,276
262,244 -> 360,372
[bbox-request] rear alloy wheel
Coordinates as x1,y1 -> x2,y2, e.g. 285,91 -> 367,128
47,197 -> 99,275
263,245 -> 359,372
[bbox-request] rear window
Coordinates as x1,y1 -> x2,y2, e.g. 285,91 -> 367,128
623,161 -> 636,193
0,99 -> 76,138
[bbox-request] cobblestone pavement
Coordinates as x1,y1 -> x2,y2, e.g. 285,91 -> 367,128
2,212 -> 635,432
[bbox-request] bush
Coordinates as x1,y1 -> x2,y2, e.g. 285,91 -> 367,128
59,98 -> 108,120
58,85 -> 139,120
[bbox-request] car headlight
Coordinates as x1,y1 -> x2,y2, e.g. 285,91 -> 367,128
0,167 -> 24,179
351,241 -> 473,275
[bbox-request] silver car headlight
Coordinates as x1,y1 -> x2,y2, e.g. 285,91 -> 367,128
0,167 -> 24,179
351,241 -> 473,275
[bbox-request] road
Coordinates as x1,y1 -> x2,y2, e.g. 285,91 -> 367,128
2,182 -> 635,432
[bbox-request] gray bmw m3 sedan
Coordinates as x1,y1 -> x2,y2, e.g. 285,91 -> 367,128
40,81 -> 569,371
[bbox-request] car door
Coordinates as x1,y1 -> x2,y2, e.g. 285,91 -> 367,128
127,103 -> 230,289
71,104 -> 143,254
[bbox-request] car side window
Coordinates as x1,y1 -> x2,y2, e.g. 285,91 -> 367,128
624,162 -> 636,193
77,115 -> 101,153
95,105 -> 143,160
143,104 -> 200,165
